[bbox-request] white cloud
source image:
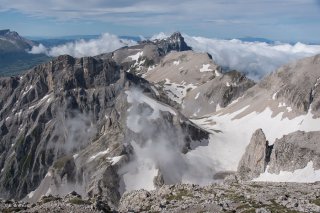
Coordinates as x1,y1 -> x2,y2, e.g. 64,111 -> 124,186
184,35 -> 320,79
28,43 -> 47,54
29,33 -> 137,58
30,31 -> 320,80
150,32 -> 170,40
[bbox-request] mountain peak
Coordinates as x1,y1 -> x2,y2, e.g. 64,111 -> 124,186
169,31 -> 183,39
0,29 -> 36,54
0,29 -> 20,39
0,29 -> 10,36
153,32 -> 191,55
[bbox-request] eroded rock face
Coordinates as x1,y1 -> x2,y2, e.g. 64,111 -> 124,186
268,131 -> 320,173
237,129 -> 271,180
0,55 -> 125,202
258,54 -> 320,117
238,129 -> 320,180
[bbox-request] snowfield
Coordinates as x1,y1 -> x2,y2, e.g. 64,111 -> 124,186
190,105 -> 320,174
254,162 -> 320,183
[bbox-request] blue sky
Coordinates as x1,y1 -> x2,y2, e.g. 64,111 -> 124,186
0,0 -> 320,42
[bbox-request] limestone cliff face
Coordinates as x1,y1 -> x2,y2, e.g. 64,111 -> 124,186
257,54 -> 320,117
237,129 -> 320,180
268,131 -> 320,174
0,54 -> 125,202
237,129 -> 271,180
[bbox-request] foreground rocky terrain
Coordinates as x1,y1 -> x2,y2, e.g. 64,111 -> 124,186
1,181 -> 320,212
119,181 -> 320,213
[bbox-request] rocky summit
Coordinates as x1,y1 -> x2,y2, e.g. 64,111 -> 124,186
0,32 -> 320,212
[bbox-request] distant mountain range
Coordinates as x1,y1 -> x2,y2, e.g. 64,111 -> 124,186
0,29 -> 50,76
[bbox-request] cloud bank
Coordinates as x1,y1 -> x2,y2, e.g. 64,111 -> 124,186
30,31 -> 320,80
184,35 -> 320,80
29,33 -> 136,58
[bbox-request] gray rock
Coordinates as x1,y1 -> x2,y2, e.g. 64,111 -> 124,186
268,130 -> 320,173
237,129 -> 271,180
118,182 -> 320,213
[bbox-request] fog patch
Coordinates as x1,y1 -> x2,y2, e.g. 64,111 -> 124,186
50,111 -> 97,154
119,88 -> 216,193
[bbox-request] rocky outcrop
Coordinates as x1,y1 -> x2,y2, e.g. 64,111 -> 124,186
237,129 -> 272,180
266,54 -> 320,117
238,129 -> 320,180
151,32 -> 192,56
268,131 -> 320,173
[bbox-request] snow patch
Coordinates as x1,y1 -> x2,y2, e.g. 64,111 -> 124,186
190,106 -> 320,172
216,104 -> 223,111
278,102 -> 286,107
129,51 -> 143,61
88,149 -> 110,162
15,110 -> 23,118
28,94 -> 53,110
200,64 -> 213,72
108,156 -> 123,165
272,91 -> 278,100
253,162 -> 320,183
27,190 -> 35,199
147,65 -> 156,71
22,85 -> 34,96
162,79 -> 197,104
173,60 -> 180,66
195,92 -> 200,100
